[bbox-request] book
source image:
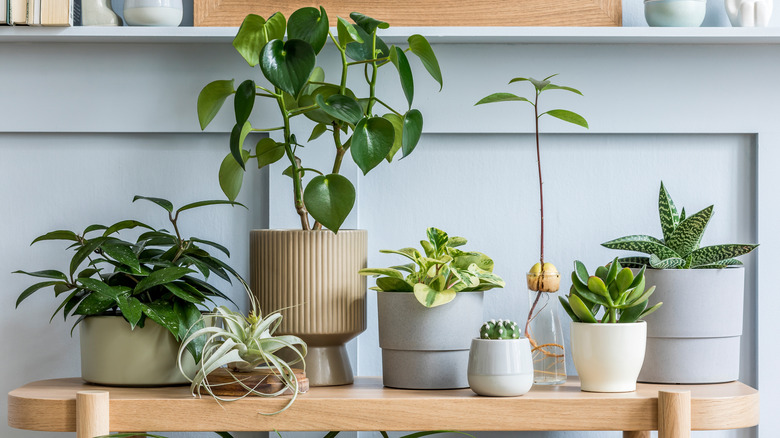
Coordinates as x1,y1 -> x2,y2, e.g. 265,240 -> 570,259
10,0 -> 26,24
0,0 -> 8,24
41,0 -> 72,25
25,0 -> 41,25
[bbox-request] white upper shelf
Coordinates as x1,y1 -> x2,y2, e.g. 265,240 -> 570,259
2,26 -> 780,44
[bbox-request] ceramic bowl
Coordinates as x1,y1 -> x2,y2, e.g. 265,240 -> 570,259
644,0 -> 706,26
467,338 -> 534,397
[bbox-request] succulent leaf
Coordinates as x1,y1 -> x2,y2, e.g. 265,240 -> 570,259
689,244 -> 758,267
602,235 -> 679,260
615,268 -> 634,293
574,260 -> 589,285
595,266 -> 609,282
640,302 -> 663,318
568,294 -> 598,323
479,319 -> 521,339
559,296 -> 580,322
649,254 -> 686,269
618,257 -> 650,268
587,276 -> 609,297
667,205 -> 712,257
605,258 -> 619,285
658,182 -> 680,242
618,300 -> 647,323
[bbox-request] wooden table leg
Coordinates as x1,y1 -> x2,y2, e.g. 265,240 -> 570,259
623,432 -> 650,438
658,390 -> 691,438
76,390 -> 109,438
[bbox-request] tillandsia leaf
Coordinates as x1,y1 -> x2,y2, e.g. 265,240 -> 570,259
219,149 -> 248,201
345,25 -> 390,61
401,109 -> 423,158
382,113 -> 403,162
667,205 -> 712,257
375,277 -> 414,291
658,181 -> 680,243
232,13 -> 286,67
303,174 -> 356,232
542,109 -> 589,129
31,229 -> 79,244
649,254 -> 686,269
474,93 -> 530,106
336,17 -> 363,48
413,283 -> 456,308
389,46 -> 414,107
407,35 -> 442,90
315,93 -> 363,125
256,137 -> 285,169
260,39 -> 316,97
197,79 -> 235,130
234,79 -> 255,126
689,244 -> 759,267
287,7 -> 329,54
601,235 -> 680,260
568,294 -> 597,323
618,256 -> 651,268
351,117 -> 395,174
358,268 -> 404,278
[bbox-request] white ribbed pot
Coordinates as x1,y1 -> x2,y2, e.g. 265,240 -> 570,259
467,338 -> 534,396
571,321 -> 647,393
377,291 -> 484,389
80,316 -> 196,386
250,229 -> 367,387
638,267 -> 745,383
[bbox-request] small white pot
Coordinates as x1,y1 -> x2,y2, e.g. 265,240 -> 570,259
467,338 -> 534,396
571,321 -> 647,393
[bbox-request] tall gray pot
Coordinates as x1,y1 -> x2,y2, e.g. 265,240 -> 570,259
377,291 -> 484,389
638,267 -> 745,384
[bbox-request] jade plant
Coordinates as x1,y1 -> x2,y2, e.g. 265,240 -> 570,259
14,196 -> 245,363
560,258 -> 662,323
602,181 -> 759,269
358,227 -> 505,307
198,7 -> 443,232
480,319 -> 521,339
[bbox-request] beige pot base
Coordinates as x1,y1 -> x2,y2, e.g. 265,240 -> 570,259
305,345 -> 354,386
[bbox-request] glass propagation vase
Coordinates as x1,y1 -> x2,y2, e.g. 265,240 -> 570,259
525,271 -> 567,385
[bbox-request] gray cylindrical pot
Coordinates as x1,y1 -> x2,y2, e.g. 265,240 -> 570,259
251,229 -> 367,387
638,267 -> 745,384
377,291 -> 484,389
80,316 -> 196,386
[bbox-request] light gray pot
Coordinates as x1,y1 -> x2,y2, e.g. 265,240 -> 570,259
638,267 -> 745,384
377,291 -> 484,389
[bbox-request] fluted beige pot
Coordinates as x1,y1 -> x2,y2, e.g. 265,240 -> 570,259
251,229 -> 367,386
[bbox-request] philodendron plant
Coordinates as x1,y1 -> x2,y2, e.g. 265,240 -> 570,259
198,8 -> 443,232
560,258 -> 662,323
358,227 -> 505,308
602,181 -> 759,269
14,196 -> 245,363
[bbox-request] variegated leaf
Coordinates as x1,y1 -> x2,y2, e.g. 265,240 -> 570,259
693,258 -> 745,269
617,257 -> 650,268
357,268 -> 404,278
658,182 -> 680,242
601,235 -> 679,259
649,254 -> 686,269
667,205 -> 712,257
689,244 -> 758,267
679,207 -> 686,222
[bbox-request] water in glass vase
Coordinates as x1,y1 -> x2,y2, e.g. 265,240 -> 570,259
526,272 -> 567,385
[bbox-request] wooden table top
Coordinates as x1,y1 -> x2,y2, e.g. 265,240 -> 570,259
8,377 -> 759,433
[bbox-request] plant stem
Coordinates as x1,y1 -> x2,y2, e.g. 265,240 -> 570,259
366,32 -> 379,115
534,91 -> 544,265
277,90 -> 310,230
524,290 -> 542,338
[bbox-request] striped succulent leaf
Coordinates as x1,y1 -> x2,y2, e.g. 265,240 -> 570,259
601,235 -> 680,260
667,205 -> 712,257
692,257 -> 746,269
649,254 -> 686,269
689,244 -> 759,268
658,182 -> 680,243
617,257 -> 650,268
679,207 -> 686,222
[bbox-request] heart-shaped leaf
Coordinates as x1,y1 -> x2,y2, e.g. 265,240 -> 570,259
197,80 -> 235,130
315,93 -> 363,125
234,80 -> 255,126
303,174 -> 356,233
287,7 -> 329,54
408,35 -> 442,90
229,121 -> 252,170
382,113 -> 403,162
402,109 -> 423,158
389,46 -> 414,108
256,137 -> 285,168
350,12 -> 389,34
219,150 -> 249,201
346,25 -> 390,61
351,117 -> 395,175
309,123 -> 328,141
260,39 -> 316,97
337,17 -> 363,48
232,13 -> 287,67
413,283 -> 456,308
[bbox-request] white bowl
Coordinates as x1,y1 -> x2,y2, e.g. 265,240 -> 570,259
467,338 -> 534,397
644,0 -> 706,26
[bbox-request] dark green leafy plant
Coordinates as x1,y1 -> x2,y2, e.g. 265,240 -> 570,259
14,196 -> 245,362
358,227 -> 505,308
560,258 -> 662,324
602,182 -> 759,269
198,8 -> 443,232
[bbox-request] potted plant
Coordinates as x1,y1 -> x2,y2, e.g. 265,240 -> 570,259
467,319 -> 534,397
359,227 -> 504,389
196,7 -> 443,386
560,259 -> 661,392
601,181 -> 758,383
15,196 -> 244,386
476,75 -> 588,384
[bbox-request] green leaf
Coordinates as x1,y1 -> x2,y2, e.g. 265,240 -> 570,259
573,260 -> 589,286
541,83 -> 583,95
402,109 -> 423,158
197,80 -> 235,130
451,250 -> 494,272
351,117 -> 395,174
177,199 -> 244,214
407,34 -> 442,90
13,269 -> 67,280
587,276 -> 609,298
617,256 -> 651,268
559,296 -> 580,322
255,137 -> 286,169
382,113 -> 404,162
78,278 -> 129,300
568,294 -> 597,323
615,267 -> 634,293
132,195 -> 173,212
413,283 -> 455,308
640,302 -> 663,319
189,238 -> 230,257
375,277 -> 414,292
232,13 -> 286,67
229,121 -> 252,170
116,295 -> 143,328
350,12 -> 389,34
219,150 -> 249,201
234,79 -> 255,126
543,109 -> 588,129
74,293 -> 114,316
84,224 -> 107,234
667,205 -> 712,257
70,237 -> 107,276
570,274 -> 610,307
658,181 -> 680,243
337,17 -> 363,48
102,241 -> 141,273
142,301 -> 180,337
605,258 -> 619,285
31,230 -> 79,244
16,281 -> 62,307
619,300 -> 647,323
287,7 -> 329,54
475,93 -> 530,106
174,300 -> 205,361
164,283 -> 204,304
103,219 -> 153,237
315,93 -> 363,125
379,247 -> 421,262
133,267 -> 193,295
345,25 -> 389,61
358,268 -> 404,278
689,244 -> 758,267
450,267 -> 480,289
303,174 -> 356,233
309,123 -> 328,142
601,235 -> 680,260
649,254 -> 686,269
260,39 -> 316,97
389,46 -> 414,108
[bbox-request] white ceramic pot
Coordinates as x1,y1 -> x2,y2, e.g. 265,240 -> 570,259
571,321 -> 647,393
467,338 -> 534,396
644,0 -> 706,26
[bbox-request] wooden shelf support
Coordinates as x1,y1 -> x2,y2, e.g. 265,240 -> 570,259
623,432 -> 650,438
76,391 -> 109,438
658,390 -> 691,438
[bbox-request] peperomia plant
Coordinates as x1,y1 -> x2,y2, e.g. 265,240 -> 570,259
602,181 -> 759,269
560,258 -> 662,323
358,227 -> 505,308
14,196 -> 245,363
198,8 -> 443,232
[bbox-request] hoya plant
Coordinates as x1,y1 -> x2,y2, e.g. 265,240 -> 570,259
602,181 -> 759,269
358,227 -> 505,308
198,8 -> 443,232
14,196 -> 245,363
560,258 -> 662,323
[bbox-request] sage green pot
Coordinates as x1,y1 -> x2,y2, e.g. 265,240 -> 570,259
80,316 -> 196,386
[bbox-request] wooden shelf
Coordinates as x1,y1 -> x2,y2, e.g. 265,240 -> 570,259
8,377 -> 759,436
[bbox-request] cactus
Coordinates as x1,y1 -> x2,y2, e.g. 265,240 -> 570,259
559,258 -> 663,324
480,319 -> 521,339
602,181 -> 758,269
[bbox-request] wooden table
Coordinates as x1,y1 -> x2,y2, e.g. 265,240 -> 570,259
8,377 -> 759,438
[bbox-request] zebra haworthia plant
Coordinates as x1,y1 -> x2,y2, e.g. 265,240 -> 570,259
560,258 -> 662,324
602,182 -> 758,269
358,227 -> 505,308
